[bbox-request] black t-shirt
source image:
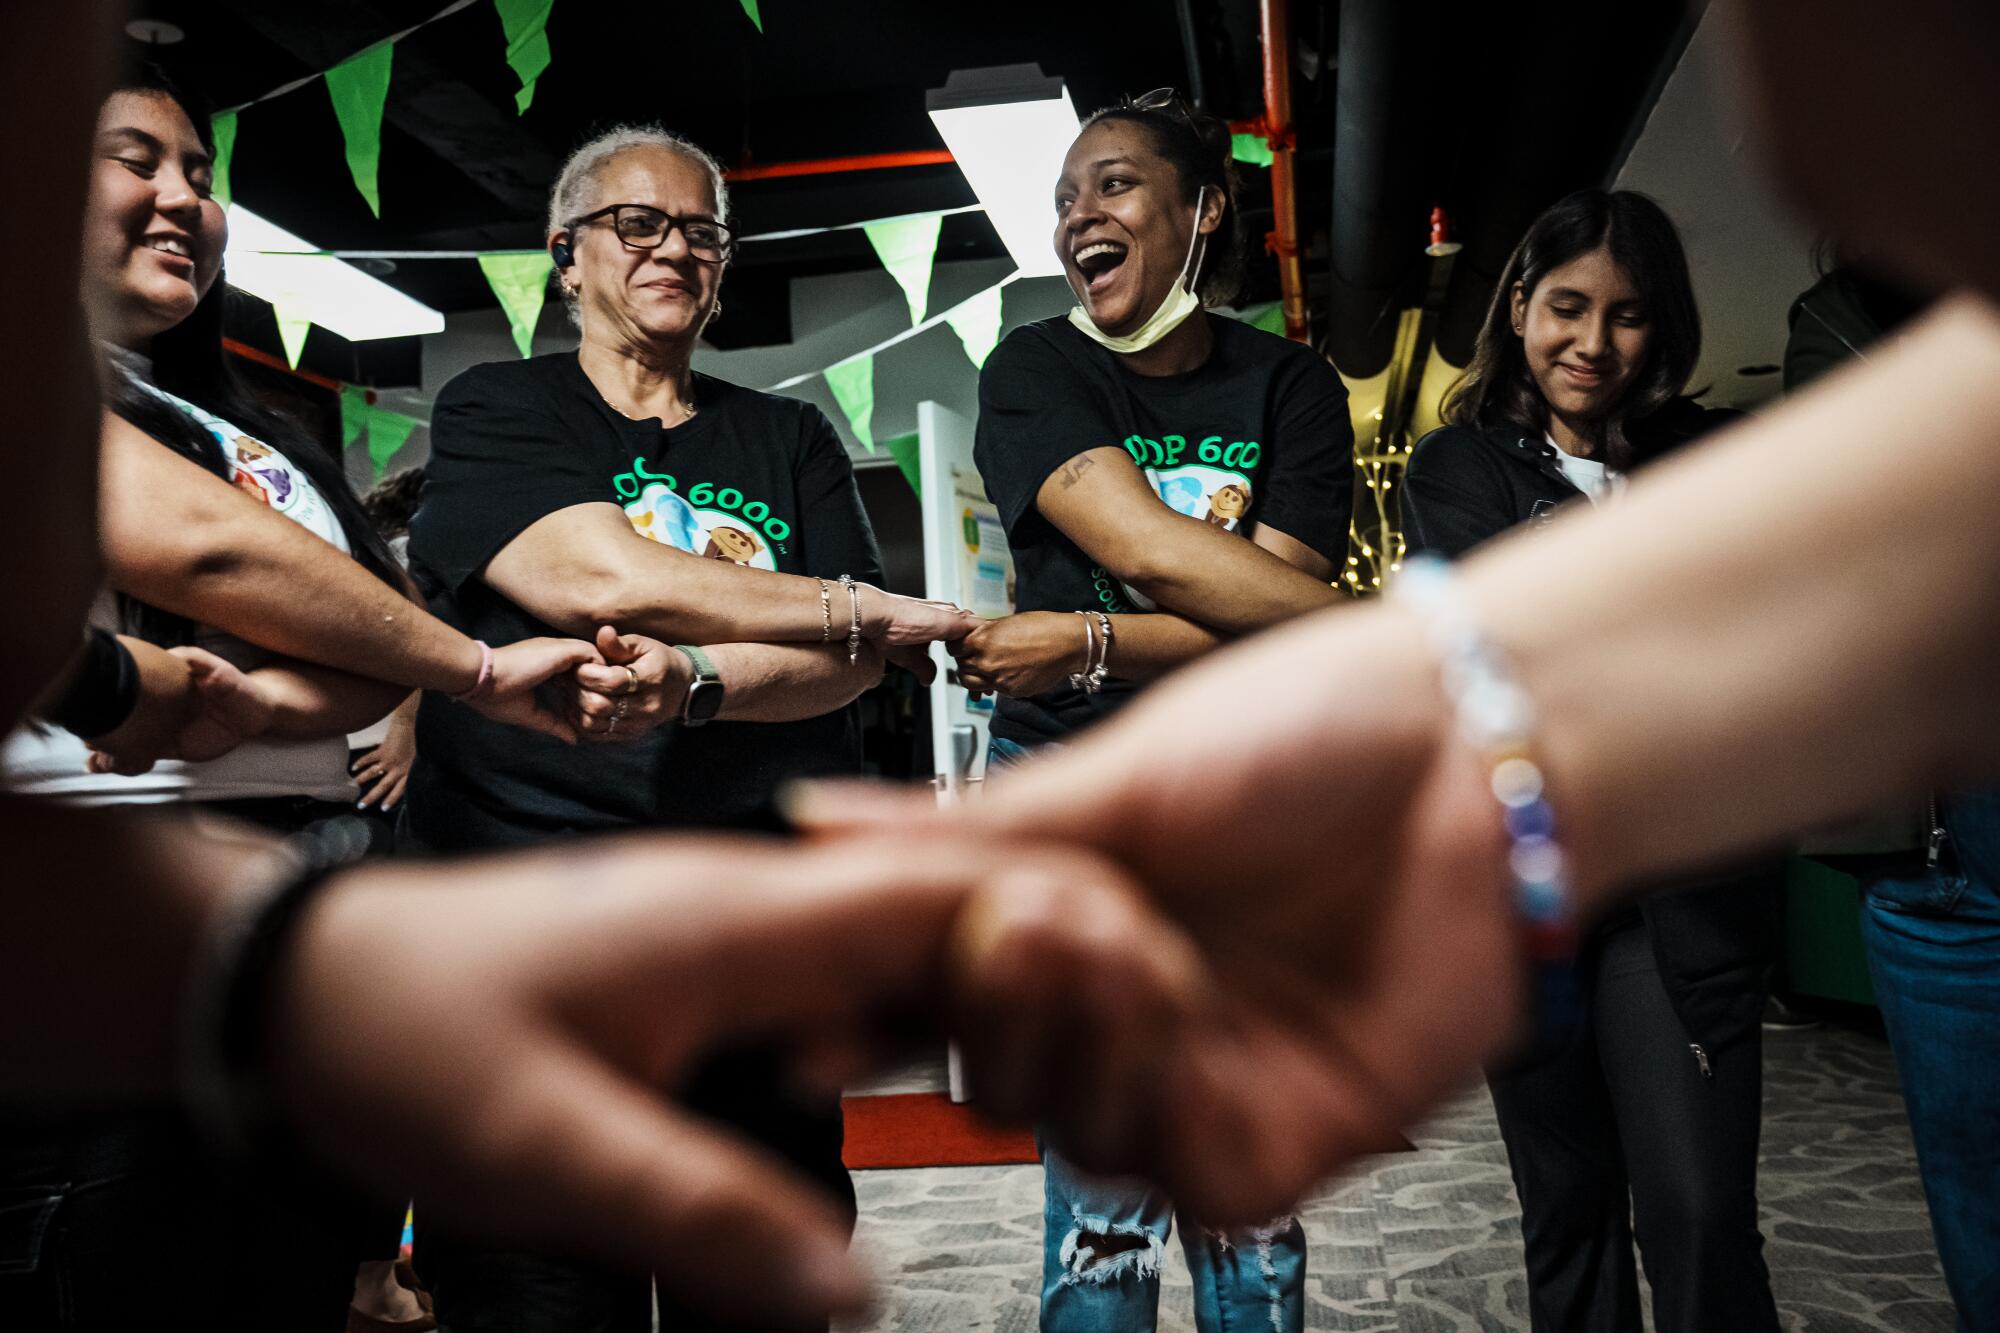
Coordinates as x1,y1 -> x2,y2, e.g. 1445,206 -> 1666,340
973,314 -> 1352,744
404,353 -> 883,850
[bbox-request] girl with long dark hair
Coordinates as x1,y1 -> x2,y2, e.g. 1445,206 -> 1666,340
1404,189 -> 1782,1333
0,69 -> 598,1331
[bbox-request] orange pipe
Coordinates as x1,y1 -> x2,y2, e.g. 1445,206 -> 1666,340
1259,0 -> 1308,342
726,148 -> 956,183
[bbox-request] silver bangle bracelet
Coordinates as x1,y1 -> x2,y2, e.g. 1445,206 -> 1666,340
839,574 -> 862,665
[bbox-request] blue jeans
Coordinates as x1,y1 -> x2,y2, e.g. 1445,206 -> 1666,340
1040,1143 -> 1306,1333
992,737 -> 1307,1332
1860,789 -> 2000,1332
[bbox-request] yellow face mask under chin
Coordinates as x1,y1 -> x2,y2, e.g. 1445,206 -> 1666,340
1068,186 -> 1210,356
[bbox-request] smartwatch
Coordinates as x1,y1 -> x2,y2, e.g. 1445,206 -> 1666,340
671,645 -> 725,726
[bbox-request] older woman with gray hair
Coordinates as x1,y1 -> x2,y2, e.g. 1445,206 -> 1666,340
402,124 -> 969,1333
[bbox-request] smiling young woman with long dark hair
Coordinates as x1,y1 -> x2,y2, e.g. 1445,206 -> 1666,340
1403,189 -> 1783,1333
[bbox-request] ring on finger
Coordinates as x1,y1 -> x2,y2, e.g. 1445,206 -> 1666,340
622,664 -> 640,696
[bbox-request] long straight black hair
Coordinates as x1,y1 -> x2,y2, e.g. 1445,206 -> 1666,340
105,66 -> 403,644
1442,189 -> 1700,467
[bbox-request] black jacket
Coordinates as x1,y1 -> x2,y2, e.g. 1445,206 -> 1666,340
1402,402 -> 1779,1057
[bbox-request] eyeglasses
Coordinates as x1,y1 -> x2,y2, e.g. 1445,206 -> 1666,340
1127,86 -> 1196,126
567,204 -> 735,263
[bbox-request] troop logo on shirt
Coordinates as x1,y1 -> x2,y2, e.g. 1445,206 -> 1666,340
617,467 -> 789,570
1119,434 -> 1259,531
1147,463 -> 1254,530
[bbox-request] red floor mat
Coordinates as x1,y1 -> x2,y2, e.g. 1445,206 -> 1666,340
841,1093 -> 1038,1169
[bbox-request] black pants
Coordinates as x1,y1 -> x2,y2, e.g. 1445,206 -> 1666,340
415,1048 -> 853,1333
0,795 -> 374,1330
0,1110 -> 366,1330
1487,921 -> 1780,1333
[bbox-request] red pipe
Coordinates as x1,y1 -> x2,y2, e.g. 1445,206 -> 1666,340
224,336 -> 345,393
726,148 -> 956,183
725,123 -> 1268,186
1259,0 -> 1308,342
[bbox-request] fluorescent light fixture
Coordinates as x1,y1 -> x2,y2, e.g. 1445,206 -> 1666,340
223,206 -> 445,341
927,64 -> 1079,278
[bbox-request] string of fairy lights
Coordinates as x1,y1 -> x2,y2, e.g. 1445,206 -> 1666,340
1344,404 -> 1410,595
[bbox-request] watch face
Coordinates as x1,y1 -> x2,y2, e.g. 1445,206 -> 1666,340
685,679 -> 726,725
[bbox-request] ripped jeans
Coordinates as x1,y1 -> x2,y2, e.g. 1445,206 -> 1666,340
988,736 -> 1308,1332
1040,1143 -> 1306,1333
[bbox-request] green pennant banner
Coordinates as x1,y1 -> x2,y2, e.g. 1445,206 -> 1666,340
739,0 -> 763,32
478,252 -> 555,357
824,356 -> 876,454
863,214 -> 942,326
273,307 -> 313,369
325,41 -> 394,217
1251,303 -> 1288,336
340,384 -> 371,449
1231,132 -> 1274,169
366,407 -> 420,482
945,282 -> 1005,370
883,431 -> 922,498
494,0 -> 555,115
210,110 -> 238,208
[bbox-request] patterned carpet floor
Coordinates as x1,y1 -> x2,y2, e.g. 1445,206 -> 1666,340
836,1021 -> 1953,1332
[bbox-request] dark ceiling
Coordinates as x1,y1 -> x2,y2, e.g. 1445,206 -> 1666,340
128,0 -> 1696,380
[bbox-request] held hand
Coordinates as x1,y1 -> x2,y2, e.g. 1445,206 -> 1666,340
855,582 -> 978,646
86,643 -> 277,775
469,637 -> 602,743
564,626 -> 692,743
350,697 -> 417,811
883,644 -> 937,686
947,613 -> 1087,699
796,605 -> 1524,1222
272,834 -> 1200,1328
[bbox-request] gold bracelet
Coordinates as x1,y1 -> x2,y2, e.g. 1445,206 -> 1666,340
816,578 -> 833,643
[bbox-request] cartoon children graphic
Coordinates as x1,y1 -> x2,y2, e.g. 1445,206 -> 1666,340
702,525 -> 763,565
1206,481 -> 1251,528
225,434 -> 296,508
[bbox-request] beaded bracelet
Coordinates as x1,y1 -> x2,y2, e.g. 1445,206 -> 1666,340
1397,555 -> 1581,1035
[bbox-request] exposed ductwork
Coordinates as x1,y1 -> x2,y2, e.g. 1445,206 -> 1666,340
1324,0 -> 1420,378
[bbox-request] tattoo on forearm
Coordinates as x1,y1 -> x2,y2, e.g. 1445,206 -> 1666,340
1056,454 -> 1097,489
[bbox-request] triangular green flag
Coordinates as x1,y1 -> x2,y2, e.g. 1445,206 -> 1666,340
1231,132 -> 1273,169
210,110 -> 238,209
883,431 -> 922,498
944,283 -> 1005,370
340,384 -> 371,449
325,41 -> 394,217
478,252 -> 554,357
863,214 -> 942,326
366,407 -> 419,482
1251,303 -> 1288,336
739,0 -> 762,32
824,356 -> 876,454
274,307 -> 312,369
494,0 -> 555,115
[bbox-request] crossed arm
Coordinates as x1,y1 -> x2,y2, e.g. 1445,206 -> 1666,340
954,448 -> 1340,696
486,505 -> 887,728
100,412 -> 485,708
